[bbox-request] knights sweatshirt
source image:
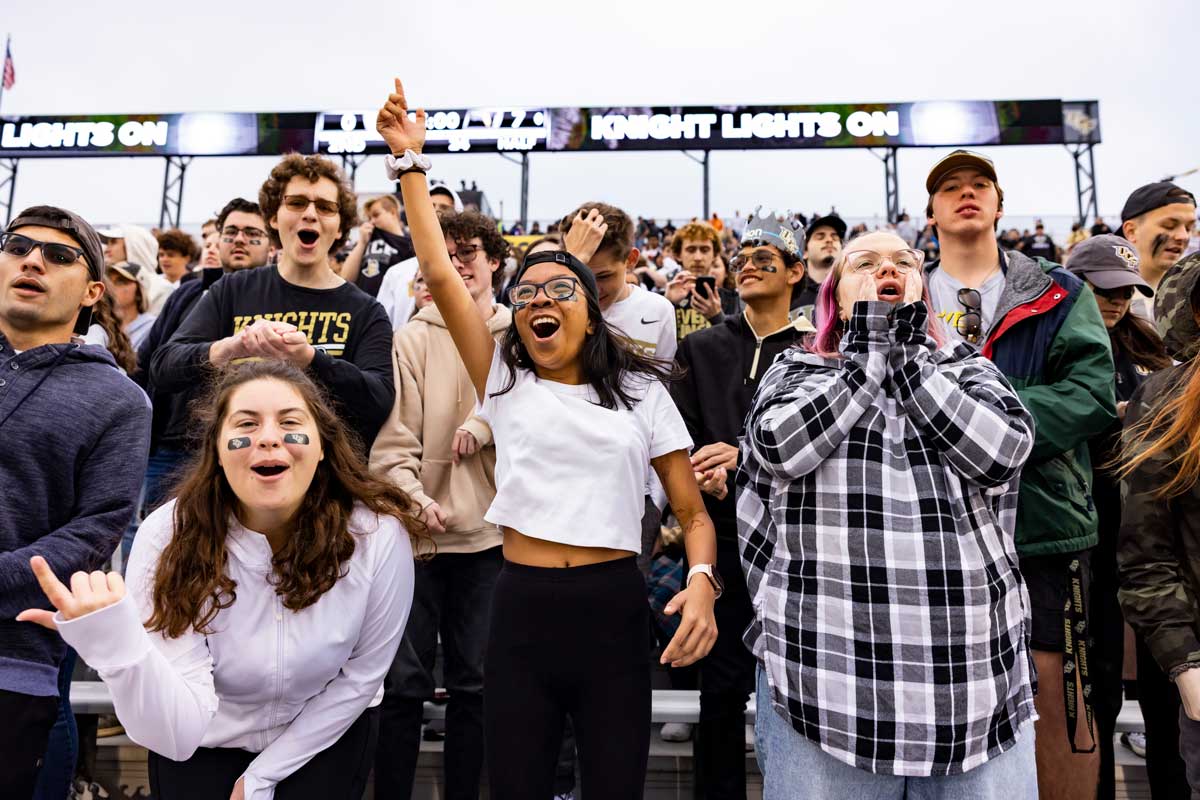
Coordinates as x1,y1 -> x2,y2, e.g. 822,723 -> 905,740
0,333 -> 151,697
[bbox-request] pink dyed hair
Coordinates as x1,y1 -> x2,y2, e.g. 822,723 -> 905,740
807,240 -> 948,358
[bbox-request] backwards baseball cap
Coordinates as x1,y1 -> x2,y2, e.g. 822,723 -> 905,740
106,261 -> 144,284
1066,235 -> 1153,297
8,205 -> 104,280
1120,181 -> 1197,223
925,149 -> 1002,195
515,249 -> 599,302
805,213 -> 847,242
740,207 -> 805,258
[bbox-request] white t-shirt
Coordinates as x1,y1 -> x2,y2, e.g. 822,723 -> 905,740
377,256 -> 420,330
479,346 -> 692,552
602,284 -> 678,361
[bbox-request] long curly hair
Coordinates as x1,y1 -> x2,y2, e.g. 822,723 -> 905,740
90,292 -> 138,374
146,360 -> 428,638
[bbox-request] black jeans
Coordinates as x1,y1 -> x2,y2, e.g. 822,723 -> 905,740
0,688 -> 58,799
375,546 -> 502,800
691,539 -> 756,800
1137,637 -> 1191,798
149,706 -> 377,799
1179,707 -> 1200,800
485,557 -> 651,799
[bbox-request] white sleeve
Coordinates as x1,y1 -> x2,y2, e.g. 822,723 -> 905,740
239,521 -> 414,800
56,510 -> 219,762
645,380 -> 692,458
377,267 -> 401,330
656,303 -> 678,363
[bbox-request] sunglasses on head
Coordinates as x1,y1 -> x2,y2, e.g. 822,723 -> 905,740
957,287 -> 983,344
282,195 -> 340,217
0,232 -> 88,268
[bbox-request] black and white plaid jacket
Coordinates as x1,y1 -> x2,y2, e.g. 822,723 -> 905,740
738,301 -> 1037,776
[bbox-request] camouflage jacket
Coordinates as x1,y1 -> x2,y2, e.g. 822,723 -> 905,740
1117,252 -> 1200,676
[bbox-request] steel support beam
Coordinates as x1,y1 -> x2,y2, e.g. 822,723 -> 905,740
872,148 -> 900,223
158,156 -> 193,230
682,151 -> 711,218
340,154 -> 369,188
499,152 -> 530,229
0,158 -> 18,226
1068,143 -> 1098,227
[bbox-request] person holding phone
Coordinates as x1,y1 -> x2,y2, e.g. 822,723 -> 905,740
665,223 -> 741,342
378,78 -> 718,799
20,360 -> 428,800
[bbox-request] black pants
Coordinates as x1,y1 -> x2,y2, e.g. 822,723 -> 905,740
485,557 -> 651,799
1136,637 -> 1191,798
376,546 -> 501,800
0,688 -> 57,799
149,706 -> 378,799
1179,707 -> 1200,800
691,539 -> 756,800
1090,526 -> 1126,800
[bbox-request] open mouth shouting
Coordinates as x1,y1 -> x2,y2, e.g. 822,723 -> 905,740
876,277 -> 903,301
529,314 -> 562,342
296,229 -> 320,253
250,459 -> 291,481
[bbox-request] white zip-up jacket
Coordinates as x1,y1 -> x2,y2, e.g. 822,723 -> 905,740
57,499 -> 414,800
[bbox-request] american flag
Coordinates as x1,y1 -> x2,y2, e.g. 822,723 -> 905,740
2,40 -> 14,91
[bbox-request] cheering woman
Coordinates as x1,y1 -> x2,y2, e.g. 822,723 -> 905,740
378,78 -> 719,798
20,361 -> 428,800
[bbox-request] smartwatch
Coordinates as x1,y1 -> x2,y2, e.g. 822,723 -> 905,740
686,564 -> 724,599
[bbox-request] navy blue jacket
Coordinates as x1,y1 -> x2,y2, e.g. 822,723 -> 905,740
0,335 -> 150,696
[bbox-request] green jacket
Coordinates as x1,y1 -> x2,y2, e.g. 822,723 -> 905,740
928,250 -> 1116,556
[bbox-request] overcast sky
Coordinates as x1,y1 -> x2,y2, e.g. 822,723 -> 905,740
3,0 -> 1197,235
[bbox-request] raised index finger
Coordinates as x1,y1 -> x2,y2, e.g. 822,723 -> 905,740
29,556 -> 73,611
393,78 -> 407,107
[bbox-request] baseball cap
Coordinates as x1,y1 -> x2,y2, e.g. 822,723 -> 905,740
925,150 -> 1001,194
1120,181 -> 1197,223
1066,234 -> 1153,296
805,214 -> 847,242
96,225 -> 126,240
106,261 -> 144,284
8,205 -> 104,280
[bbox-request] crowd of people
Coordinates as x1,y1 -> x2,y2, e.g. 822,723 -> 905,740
1,76 -> 1199,800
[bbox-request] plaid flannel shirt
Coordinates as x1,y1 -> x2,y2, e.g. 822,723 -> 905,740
737,301 -> 1037,776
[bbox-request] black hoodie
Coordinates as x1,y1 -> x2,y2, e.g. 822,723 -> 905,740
671,311 -> 813,541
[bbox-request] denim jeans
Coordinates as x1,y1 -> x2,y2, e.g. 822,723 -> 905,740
32,648 -> 78,800
376,546 -> 502,800
754,667 -> 1038,800
121,446 -> 189,565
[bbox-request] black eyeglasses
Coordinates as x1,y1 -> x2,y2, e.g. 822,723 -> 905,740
957,288 -> 982,344
508,276 -> 580,308
0,232 -> 88,267
1093,285 -> 1135,301
282,195 -> 340,217
729,249 -> 782,273
221,226 -> 267,245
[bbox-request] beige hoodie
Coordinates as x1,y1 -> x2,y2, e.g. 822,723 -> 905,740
370,303 -> 512,555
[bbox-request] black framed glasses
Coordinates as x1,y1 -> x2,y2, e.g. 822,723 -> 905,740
221,225 -> 267,245
729,249 -> 783,273
1092,285 -> 1135,301
449,243 -> 483,265
957,287 -> 983,344
282,195 -> 340,217
508,276 -> 580,308
0,232 -> 87,267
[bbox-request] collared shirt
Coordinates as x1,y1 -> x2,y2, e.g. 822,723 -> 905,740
737,301 -> 1037,776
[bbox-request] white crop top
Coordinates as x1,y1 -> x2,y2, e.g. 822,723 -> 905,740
480,346 -> 692,552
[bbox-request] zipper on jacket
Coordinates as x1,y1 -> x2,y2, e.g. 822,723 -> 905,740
265,595 -> 285,749
748,337 -> 765,381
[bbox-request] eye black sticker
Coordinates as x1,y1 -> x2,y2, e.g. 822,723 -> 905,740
283,433 -> 310,445
227,437 -> 252,450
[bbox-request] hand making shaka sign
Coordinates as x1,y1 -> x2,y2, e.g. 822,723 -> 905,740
17,555 -> 125,630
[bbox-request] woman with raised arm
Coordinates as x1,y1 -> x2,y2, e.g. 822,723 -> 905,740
19,360 -> 429,800
378,79 -> 718,798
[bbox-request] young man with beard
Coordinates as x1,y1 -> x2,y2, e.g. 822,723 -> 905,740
1120,181 -> 1197,319
151,154 -> 395,454
923,149 -> 1116,800
665,222 -> 739,342
369,210 -> 511,800
669,209 -> 812,799
0,206 -> 150,796
339,194 -> 416,298
791,213 -> 846,323
126,198 -> 273,560
378,185 -> 464,328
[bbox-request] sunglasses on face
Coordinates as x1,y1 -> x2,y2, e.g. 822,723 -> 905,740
844,248 -> 925,274
957,287 -> 983,344
282,195 -> 340,217
221,226 -> 267,244
1093,285 -> 1135,301
0,232 -> 88,268
508,276 -> 580,308
449,244 -> 483,265
729,249 -> 783,273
